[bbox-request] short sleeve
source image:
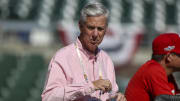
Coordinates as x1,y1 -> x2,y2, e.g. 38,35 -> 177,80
145,66 -> 173,97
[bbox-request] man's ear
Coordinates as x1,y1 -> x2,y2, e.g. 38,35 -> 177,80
79,21 -> 83,28
79,21 -> 83,34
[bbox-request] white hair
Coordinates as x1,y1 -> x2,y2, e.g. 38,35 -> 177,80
80,1 -> 109,23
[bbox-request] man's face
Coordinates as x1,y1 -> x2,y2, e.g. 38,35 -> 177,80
79,15 -> 107,53
169,53 -> 180,71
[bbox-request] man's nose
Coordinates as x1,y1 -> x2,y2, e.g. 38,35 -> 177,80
92,28 -> 98,40
93,28 -> 98,36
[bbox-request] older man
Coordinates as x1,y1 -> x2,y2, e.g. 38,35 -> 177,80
41,2 -> 126,101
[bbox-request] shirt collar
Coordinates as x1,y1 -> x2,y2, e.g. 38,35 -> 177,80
76,38 -> 100,60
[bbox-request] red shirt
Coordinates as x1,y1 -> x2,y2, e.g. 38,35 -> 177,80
125,60 -> 179,101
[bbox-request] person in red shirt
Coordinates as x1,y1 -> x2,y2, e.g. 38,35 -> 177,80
125,33 -> 180,101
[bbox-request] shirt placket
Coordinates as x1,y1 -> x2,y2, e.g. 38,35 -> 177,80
93,58 -> 103,100
92,59 -> 96,81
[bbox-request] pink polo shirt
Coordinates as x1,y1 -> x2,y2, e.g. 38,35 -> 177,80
41,38 -> 118,101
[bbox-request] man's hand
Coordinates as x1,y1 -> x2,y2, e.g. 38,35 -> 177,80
92,79 -> 112,93
106,92 -> 126,101
116,93 -> 126,101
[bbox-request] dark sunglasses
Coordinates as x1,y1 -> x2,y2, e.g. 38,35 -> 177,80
172,53 -> 180,57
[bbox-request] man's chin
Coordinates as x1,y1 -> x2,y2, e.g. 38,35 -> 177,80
87,46 -> 97,53
89,48 -> 96,53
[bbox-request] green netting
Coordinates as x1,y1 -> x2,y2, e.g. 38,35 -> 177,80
51,0 -> 66,21
3,54 -> 45,101
0,53 -> 18,92
121,0 -> 132,23
143,1 -> 155,25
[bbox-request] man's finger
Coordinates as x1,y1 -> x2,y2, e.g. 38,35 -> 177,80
116,93 -> 126,101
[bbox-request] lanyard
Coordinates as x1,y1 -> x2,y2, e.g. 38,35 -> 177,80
75,43 -> 103,83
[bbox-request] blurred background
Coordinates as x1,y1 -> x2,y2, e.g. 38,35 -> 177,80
1,0 -> 180,101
